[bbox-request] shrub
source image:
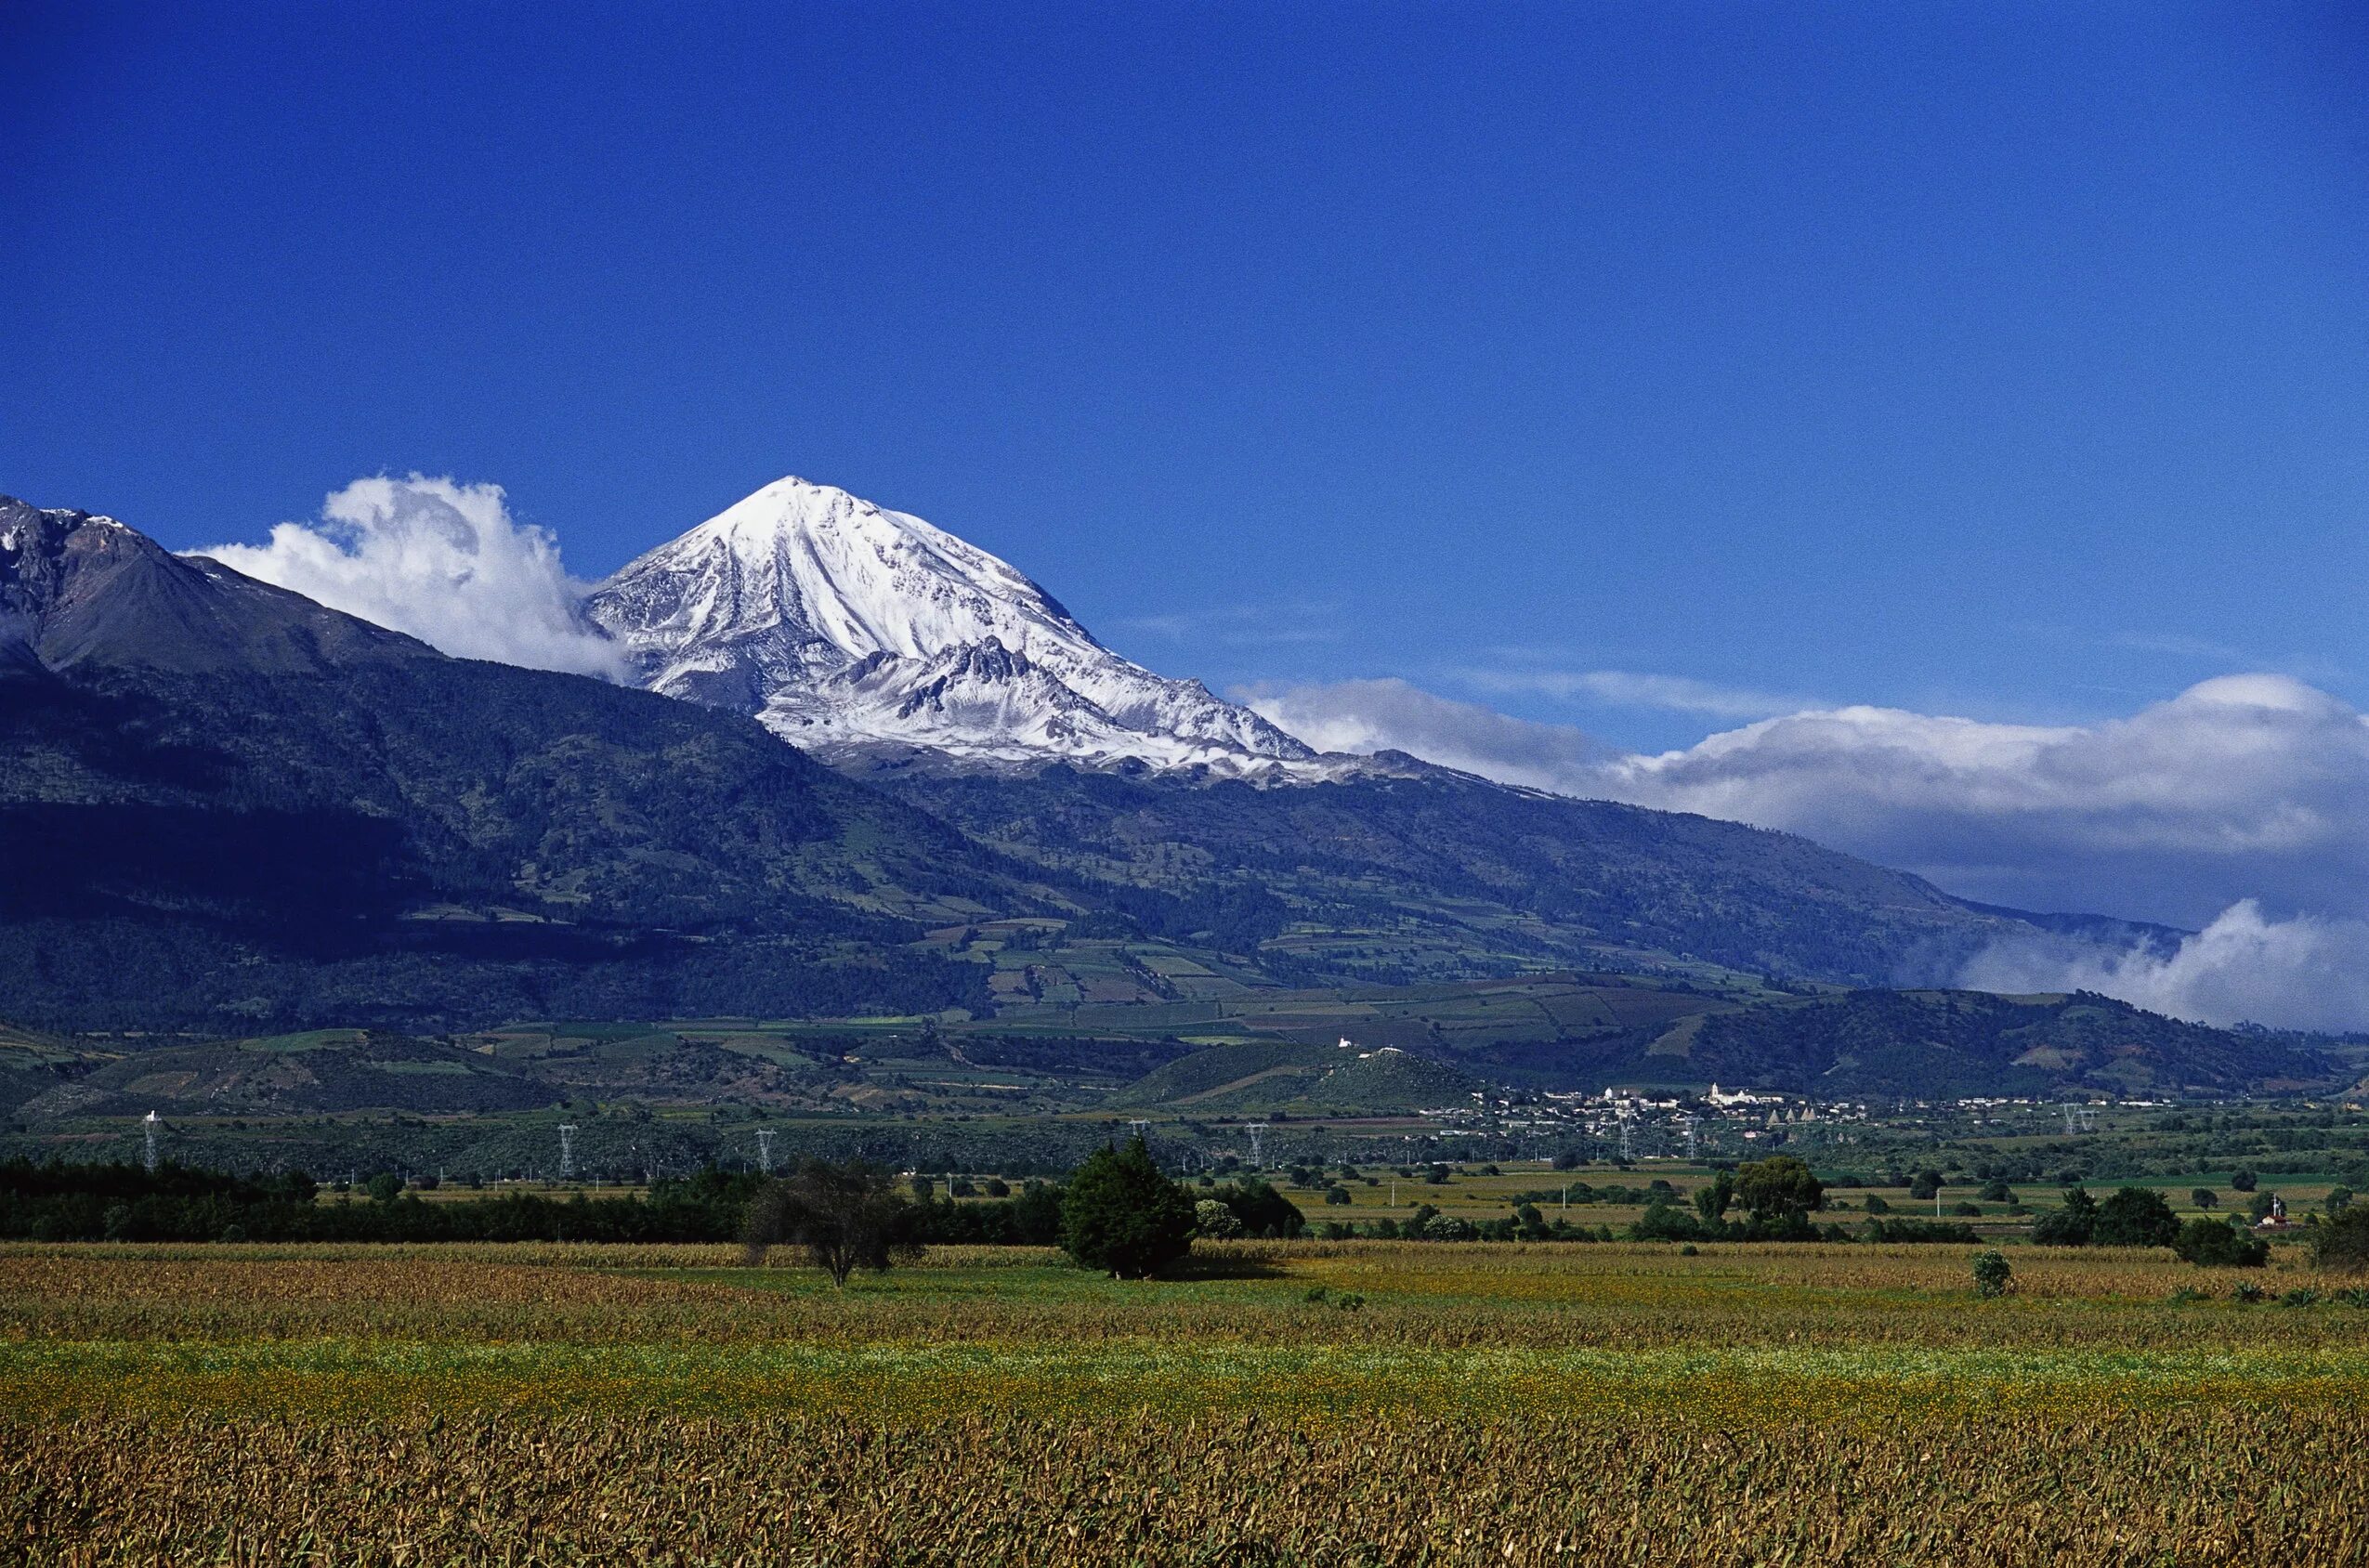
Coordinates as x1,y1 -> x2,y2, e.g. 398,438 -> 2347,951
2233,1281 -> 2267,1304
2172,1218 -> 2268,1269
1970,1251 -> 2012,1299
1060,1139 -> 1195,1280
2281,1288 -> 2320,1309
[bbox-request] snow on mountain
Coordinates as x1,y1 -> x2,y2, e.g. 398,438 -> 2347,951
584,477 -> 1360,777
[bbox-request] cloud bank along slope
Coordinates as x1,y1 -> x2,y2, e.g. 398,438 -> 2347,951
201,476 -> 624,678
1249,673 -> 2369,1030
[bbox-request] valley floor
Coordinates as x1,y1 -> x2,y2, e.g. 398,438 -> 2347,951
4,1242 -> 2366,1564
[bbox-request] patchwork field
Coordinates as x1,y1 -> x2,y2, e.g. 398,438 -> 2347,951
4,1240 -> 2367,1564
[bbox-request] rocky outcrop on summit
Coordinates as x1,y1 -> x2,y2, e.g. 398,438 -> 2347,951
584,477 -> 1358,777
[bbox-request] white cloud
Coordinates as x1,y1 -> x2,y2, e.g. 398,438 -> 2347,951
1238,677 -> 1610,792
201,476 -> 624,679
1248,673 -> 2369,933
1455,666 -> 1811,720
1957,901 -> 2369,1033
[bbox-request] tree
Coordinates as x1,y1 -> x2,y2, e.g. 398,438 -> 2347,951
2325,1186 -> 2352,1219
1908,1170 -> 1944,1201
1978,1178 -> 2014,1204
1734,1156 -> 1824,1227
1693,1171 -> 1735,1223
2309,1207 -> 2369,1274
1323,1185 -> 1353,1206
1970,1251 -> 2012,1299
2231,1169 -> 2258,1193
2173,1218 -> 2267,1269
1209,1177 -> 1307,1239
364,1172 -> 403,1205
742,1159 -> 921,1286
2192,1188 -> 2218,1211
1194,1198 -> 1244,1237
2032,1187 -> 2097,1247
2092,1187 -> 2179,1248
1060,1139 -> 1195,1279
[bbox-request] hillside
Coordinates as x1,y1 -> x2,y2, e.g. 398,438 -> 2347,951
17,1029 -> 556,1119
894,766 -> 2034,989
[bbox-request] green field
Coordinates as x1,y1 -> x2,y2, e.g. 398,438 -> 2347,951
6,1239 -> 2368,1563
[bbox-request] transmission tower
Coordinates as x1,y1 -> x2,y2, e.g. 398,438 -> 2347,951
557,1123 -> 578,1182
1246,1122 -> 1270,1168
1128,1118 -> 1150,1142
1682,1112 -> 1699,1162
143,1111 -> 161,1174
755,1128 -> 776,1175
1616,1105 -> 1636,1161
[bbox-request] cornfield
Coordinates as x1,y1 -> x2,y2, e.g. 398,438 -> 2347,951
3,1241 -> 2364,1564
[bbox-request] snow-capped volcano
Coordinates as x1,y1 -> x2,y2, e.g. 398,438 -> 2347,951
584,477 -> 1341,777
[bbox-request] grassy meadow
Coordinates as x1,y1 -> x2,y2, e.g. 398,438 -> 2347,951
5,1239 -> 2368,1564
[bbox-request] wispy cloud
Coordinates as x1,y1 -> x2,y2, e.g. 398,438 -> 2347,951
1452,666 -> 1814,720
200,476 -> 624,679
1112,601 -> 1342,648
2110,631 -> 2253,663
1237,677 -> 1608,791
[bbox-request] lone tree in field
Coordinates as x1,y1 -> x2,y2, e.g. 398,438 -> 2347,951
742,1158 -> 921,1286
1734,1155 -> 1823,1235
1061,1138 -> 1195,1279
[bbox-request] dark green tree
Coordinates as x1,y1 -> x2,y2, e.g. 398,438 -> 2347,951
1693,1171 -> 1735,1223
1210,1177 -> 1307,1239
2230,1169 -> 2258,1193
2173,1218 -> 2267,1269
2092,1187 -> 2179,1248
741,1158 -> 921,1286
2191,1188 -> 2218,1211
2032,1187 -> 2098,1246
2309,1207 -> 2369,1274
1734,1156 -> 1824,1228
1059,1138 -> 1195,1279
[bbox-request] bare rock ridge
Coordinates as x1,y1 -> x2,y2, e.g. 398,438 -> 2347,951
584,477 -> 1367,778
0,496 -> 430,675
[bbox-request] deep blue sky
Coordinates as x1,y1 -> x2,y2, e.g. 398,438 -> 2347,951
5,1 -> 2365,751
